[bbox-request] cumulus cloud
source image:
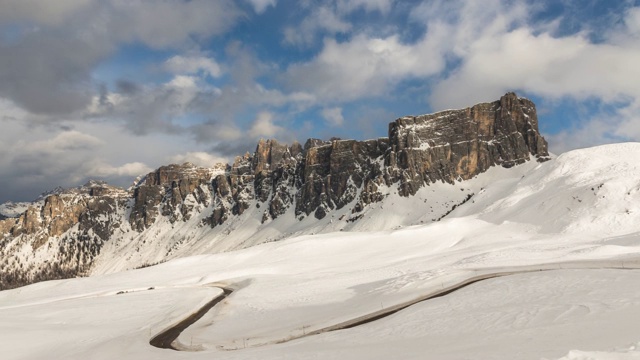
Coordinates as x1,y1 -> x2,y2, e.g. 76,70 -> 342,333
0,0 -> 241,116
246,0 -> 277,14
83,44 -> 314,146
336,0 -> 394,14
282,0 -> 640,152
115,80 -> 140,95
548,100 -> 640,153
249,111 -> 284,138
322,107 -> 344,126
164,54 -> 222,78
416,1 -> 640,152
0,0 -> 91,26
102,0 -> 242,49
3,0 -> 640,201
0,114 -> 223,202
284,0 -> 394,47
283,1 -> 397,47
429,23 -> 640,110
0,30 -> 109,115
624,7 -> 640,36
87,162 -> 153,178
284,30 -> 448,101
168,152 -> 228,167
27,131 -> 104,154
283,6 -> 352,46
0,128 -> 107,201
614,100 -> 640,140
189,121 -> 243,144
86,75 -> 217,135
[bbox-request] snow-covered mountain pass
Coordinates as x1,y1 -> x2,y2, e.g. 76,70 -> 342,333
2,143 -> 640,359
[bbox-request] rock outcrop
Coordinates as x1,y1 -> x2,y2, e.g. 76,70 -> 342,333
0,93 -> 548,290
125,92 -> 547,229
387,93 -> 547,195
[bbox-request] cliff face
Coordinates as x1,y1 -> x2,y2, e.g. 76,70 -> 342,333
0,182 -> 130,289
387,93 -> 547,195
0,93 -> 548,289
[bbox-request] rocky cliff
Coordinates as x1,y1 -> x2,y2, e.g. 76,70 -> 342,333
0,93 -> 548,290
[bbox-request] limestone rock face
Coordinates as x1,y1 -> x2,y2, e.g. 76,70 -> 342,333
128,163 -> 219,230
296,138 -> 389,219
0,180 -> 133,290
3,183 -> 128,250
387,92 -> 548,195
5,91 -> 549,240
0,217 -> 14,235
0,93 -> 549,290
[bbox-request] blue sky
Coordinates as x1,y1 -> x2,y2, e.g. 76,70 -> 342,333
0,0 -> 639,202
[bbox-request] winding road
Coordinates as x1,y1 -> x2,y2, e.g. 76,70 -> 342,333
149,259 -> 640,351
150,287 -> 233,350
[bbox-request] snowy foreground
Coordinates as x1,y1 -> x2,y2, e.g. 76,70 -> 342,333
2,143 -> 640,360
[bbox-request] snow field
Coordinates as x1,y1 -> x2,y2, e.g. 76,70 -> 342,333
3,143 -> 640,359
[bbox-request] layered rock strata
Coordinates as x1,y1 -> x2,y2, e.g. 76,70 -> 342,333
0,93 -> 548,289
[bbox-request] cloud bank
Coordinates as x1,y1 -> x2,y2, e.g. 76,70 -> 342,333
0,0 -> 638,202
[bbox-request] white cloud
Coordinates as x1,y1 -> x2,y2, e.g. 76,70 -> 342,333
624,7 -> 640,36
168,152 -> 228,167
283,6 -> 352,46
0,98 -> 31,122
613,100 -> 640,140
322,107 -> 344,126
198,124 -> 243,142
0,0 -> 91,26
249,111 -> 284,138
86,75 -> 218,135
404,1 -> 640,114
546,101 -> 640,153
0,127 -> 107,199
3,0 -> 640,201
415,1 -> 640,152
85,45 -> 313,145
29,131 -> 104,154
429,28 -> 640,110
164,55 -> 222,78
246,0 -> 277,14
105,0 -> 242,49
0,115 -> 231,201
165,75 -> 201,90
285,30 -> 448,101
88,161 -> 152,178
336,0 -> 394,14
0,0 -> 242,116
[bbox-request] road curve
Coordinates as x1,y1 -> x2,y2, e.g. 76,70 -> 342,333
150,260 -> 640,351
150,288 -> 233,350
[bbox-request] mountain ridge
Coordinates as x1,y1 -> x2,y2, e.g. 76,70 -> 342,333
0,92 -> 549,290
3,140 -> 640,359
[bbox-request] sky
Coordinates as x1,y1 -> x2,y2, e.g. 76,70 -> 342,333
0,0 -> 639,203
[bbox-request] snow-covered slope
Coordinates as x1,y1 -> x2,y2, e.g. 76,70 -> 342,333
1,143 -> 640,360
94,142 -> 640,273
0,200 -> 42,218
